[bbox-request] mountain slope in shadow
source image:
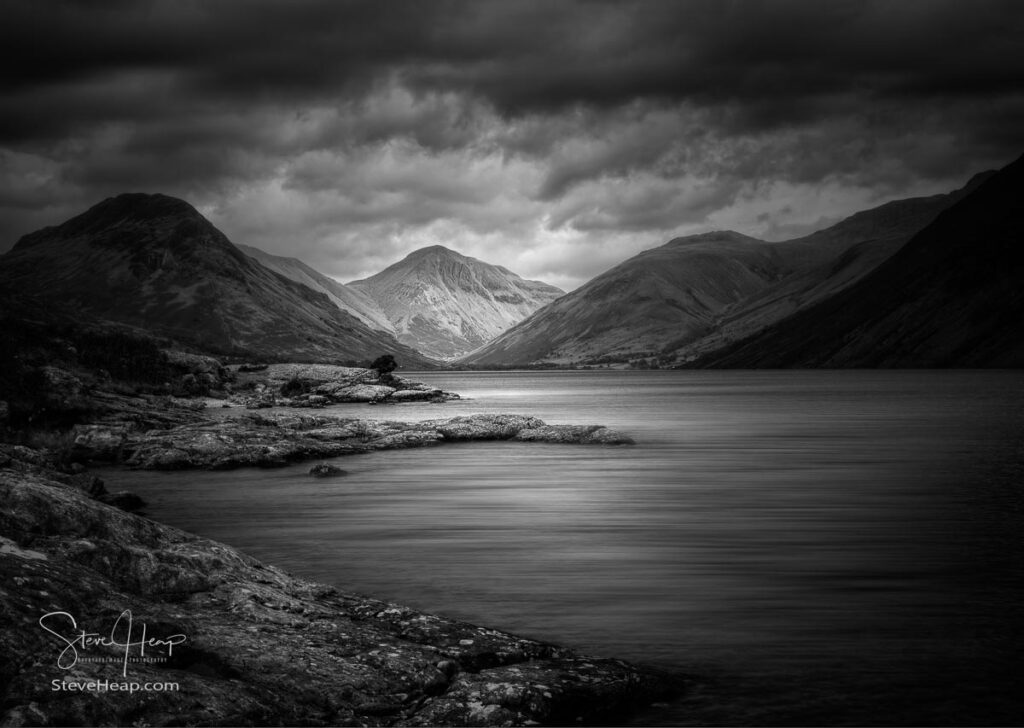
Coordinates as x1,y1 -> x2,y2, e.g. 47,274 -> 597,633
0,193 -> 432,365
460,176 -> 984,367
691,155 -> 1024,368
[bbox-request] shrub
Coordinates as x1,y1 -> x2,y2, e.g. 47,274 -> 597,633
26,428 -> 78,467
280,376 -> 311,397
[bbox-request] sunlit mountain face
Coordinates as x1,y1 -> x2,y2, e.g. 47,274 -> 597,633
350,245 -> 564,361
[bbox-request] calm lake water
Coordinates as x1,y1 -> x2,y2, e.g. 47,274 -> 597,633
103,370 -> 1024,725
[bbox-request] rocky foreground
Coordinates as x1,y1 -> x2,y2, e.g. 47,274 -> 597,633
0,364 -> 679,726
0,448 -> 676,726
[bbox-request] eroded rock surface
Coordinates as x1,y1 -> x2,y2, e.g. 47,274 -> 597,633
89,413 -> 636,471
0,450 -> 677,726
233,364 -> 459,408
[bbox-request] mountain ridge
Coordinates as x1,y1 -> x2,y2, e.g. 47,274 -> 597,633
688,155 -> 1024,367
349,245 -> 564,360
459,175 -> 989,367
236,243 -> 395,334
0,193 -> 433,366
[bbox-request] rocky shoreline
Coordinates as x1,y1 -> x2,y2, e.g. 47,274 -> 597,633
230,363 -> 462,408
0,363 -> 680,726
75,412 -> 634,471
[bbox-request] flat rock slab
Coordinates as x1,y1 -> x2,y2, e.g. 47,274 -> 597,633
109,413 -> 634,470
0,452 -> 678,726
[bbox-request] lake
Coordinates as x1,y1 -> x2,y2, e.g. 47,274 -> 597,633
102,370 -> 1024,725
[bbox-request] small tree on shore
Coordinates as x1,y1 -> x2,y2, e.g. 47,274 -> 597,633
370,354 -> 397,379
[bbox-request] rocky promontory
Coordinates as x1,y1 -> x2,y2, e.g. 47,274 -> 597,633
0,447 -> 678,726
103,413 -> 634,471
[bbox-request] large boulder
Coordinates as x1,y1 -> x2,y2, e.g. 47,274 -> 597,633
164,350 -> 229,396
389,388 -> 445,402
98,490 -> 147,512
39,366 -> 90,413
429,414 -> 546,441
514,424 -> 635,445
71,424 -> 129,461
316,383 -> 396,403
309,463 -> 347,478
163,349 -> 225,377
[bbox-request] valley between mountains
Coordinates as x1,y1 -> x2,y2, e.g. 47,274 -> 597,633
4,156 -> 1020,372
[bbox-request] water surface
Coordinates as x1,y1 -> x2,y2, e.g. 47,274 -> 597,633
104,370 -> 1024,725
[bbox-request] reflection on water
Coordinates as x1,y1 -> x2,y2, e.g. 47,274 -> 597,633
104,371 -> 1024,725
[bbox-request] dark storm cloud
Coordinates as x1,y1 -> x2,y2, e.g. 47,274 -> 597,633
6,0 -> 1023,139
2,0 -> 1023,287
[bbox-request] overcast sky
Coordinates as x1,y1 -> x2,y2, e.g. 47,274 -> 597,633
2,1 -> 1022,291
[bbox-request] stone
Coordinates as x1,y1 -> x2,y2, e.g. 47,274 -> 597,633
98,490 -> 147,512
428,414 -> 546,441
390,388 -> 445,402
71,424 -> 129,461
309,463 -> 347,478
67,473 -> 107,498
514,425 -> 635,445
163,349 -> 224,376
39,366 -> 90,411
316,383 -> 396,402
231,364 -> 458,407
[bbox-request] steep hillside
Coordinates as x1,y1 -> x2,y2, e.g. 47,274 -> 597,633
673,178 -> 988,362
237,243 -> 393,333
460,232 -> 787,366
349,245 -> 564,360
460,179 -> 982,367
0,194 -> 431,366
692,155 -> 1024,367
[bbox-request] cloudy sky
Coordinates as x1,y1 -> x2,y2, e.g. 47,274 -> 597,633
2,0 -> 1023,291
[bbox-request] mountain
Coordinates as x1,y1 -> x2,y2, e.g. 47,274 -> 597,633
689,155 -> 1024,368
236,243 -> 393,333
0,193 -> 432,366
670,175 -> 992,362
348,245 -> 564,360
460,231 -> 789,366
459,177 -> 984,367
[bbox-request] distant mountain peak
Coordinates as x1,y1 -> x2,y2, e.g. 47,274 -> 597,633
349,246 -> 564,360
401,245 -> 479,265
407,244 -> 459,257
